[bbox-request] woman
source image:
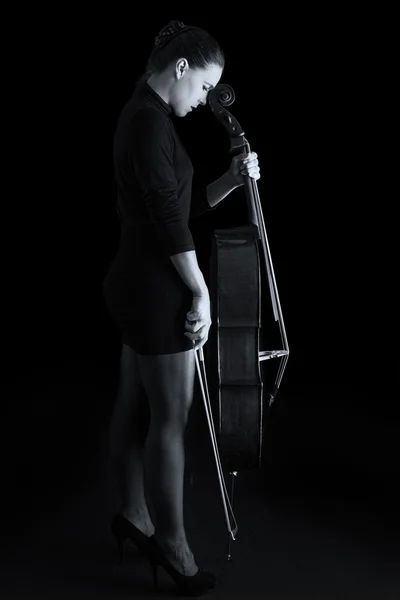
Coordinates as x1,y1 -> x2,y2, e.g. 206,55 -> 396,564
103,19 -> 260,595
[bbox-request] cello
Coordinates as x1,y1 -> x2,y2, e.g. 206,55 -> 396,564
192,83 -> 290,560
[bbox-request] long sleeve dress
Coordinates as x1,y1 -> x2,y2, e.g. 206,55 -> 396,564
102,80 -> 216,355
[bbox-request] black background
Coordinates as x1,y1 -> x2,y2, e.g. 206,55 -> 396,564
1,10 -> 398,534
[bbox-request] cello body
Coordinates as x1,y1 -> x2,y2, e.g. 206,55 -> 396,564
207,223 -> 264,473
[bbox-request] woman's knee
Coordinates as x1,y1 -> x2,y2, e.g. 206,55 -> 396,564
136,349 -> 195,428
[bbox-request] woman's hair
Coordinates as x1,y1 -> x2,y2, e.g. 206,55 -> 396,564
136,20 -> 225,85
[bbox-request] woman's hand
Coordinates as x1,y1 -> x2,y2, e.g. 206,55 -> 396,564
184,293 -> 212,351
228,151 -> 260,187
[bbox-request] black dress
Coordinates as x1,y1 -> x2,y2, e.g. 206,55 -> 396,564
102,80 -> 216,355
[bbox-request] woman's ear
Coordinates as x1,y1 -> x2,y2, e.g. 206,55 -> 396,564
176,58 -> 189,79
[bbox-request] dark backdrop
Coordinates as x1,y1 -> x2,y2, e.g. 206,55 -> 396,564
2,11 -> 398,533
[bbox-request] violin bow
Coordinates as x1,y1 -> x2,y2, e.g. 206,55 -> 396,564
193,343 -> 238,559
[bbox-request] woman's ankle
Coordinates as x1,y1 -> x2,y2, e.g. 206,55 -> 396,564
121,507 -> 154,528
154,530 -> 189,550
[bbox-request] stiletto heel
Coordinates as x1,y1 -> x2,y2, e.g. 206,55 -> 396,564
114,531 -> 125,564
110,514 -> 153,564
147,537 -> 217,596
149,559 -> 159,590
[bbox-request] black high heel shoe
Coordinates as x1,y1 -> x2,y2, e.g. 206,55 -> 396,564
111,514 -> 153,564
147,537 -> 217,597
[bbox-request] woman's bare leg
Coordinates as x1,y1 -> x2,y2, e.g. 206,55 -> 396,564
137,347 -> 198,575
108,343 -> 154,536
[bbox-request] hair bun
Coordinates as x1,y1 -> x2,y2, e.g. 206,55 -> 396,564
154,20 -> 186,47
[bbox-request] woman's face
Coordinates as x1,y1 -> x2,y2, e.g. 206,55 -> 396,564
170,60 -> 223,117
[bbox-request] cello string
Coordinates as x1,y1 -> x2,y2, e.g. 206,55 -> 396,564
242,138 -> 278,319
251,170 -> 290,352
251,175 -> 280,321
247,170 -> 290,405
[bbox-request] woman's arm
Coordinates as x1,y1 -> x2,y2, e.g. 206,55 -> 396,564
206,171 -> 240,208
170,250 -> 208,296
129,109 -> 196,256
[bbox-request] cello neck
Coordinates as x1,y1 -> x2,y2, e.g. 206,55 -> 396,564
242,137 -> 263,239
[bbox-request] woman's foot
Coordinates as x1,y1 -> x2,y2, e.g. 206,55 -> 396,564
154,535 -> 199,576
121,508 -> 155,538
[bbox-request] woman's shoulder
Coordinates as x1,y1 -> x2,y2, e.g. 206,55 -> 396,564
132,105 -> 169,125
114,108 -> 175,159
125,105 -> 175,143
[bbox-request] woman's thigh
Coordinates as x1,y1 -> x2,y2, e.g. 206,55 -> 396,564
117,343 -> 147,410
136,348 -> 196,427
